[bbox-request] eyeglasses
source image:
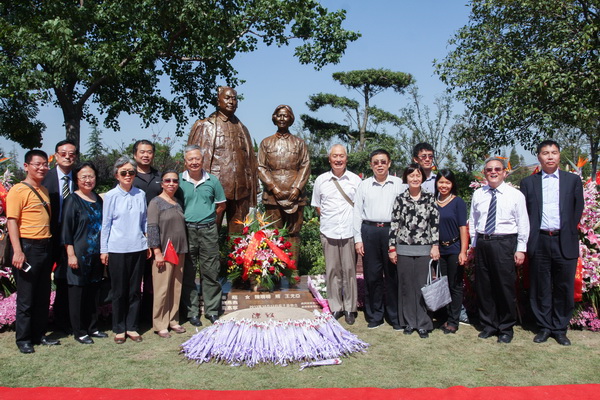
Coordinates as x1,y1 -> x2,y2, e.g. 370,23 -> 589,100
418,154 -> 434,160
57,151 -> 77,158
78,175 -> 96,181
119,170 -> 136,177
371,160 -> 388,166
484,167 -> 505,173
28,162 -> 49,169
162,178 -> 179,184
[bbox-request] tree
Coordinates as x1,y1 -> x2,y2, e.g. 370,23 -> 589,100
447,110 -> 493,173
85,124 -> 106,159
0,0 -> 360,149
397,86 -> 454,167
435,0 -> 600,176
301,68 -> 413,151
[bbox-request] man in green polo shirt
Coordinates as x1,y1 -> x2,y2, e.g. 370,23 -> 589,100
179,145 -> 226,326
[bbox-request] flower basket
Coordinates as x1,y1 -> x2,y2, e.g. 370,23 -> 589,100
227,210 -> 299,292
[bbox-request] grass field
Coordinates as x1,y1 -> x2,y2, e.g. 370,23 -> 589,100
1,315 -> 599,390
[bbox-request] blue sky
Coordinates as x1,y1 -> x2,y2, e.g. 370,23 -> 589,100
1,1 -> 478,160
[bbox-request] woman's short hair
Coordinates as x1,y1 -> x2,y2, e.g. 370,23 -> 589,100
402,163 -> 426,184
434,169 -> 458,196
74,162 -> 99,180
161,169 -> 179,179
112,155 -> 137,176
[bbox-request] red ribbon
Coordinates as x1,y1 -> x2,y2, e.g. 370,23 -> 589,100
242,230 -> 265,280
574,257 -> 583,302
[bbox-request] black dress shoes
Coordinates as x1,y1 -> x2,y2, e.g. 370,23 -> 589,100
403,326 -> 415,335
497,334 -> 513,343
39,336 -> 61,346
207,314 -> 219,324
332,311 -> 344,320
189,316 -> 202,327
75,335 -> 94,344
553,333 -> 571,346
90,331 -> 109,338
533,331 -> 551,343
344,311 -> 355,325
17,343 -> 35,354
478,330 -> 496,339
417,329 -> 429,339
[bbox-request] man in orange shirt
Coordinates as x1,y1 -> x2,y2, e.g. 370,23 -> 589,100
7,149 -> 60,353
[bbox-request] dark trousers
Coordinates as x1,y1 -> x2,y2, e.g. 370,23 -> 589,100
398,255 -> 432,331
52,245 -> 70,332
182,223 -> 221,318
68,282 -> 100,338
475,235 -> 517,336
529,234 -> 577,334
108,251 -> 145,334
439,253 -> 464,328
14,238 -> 52,345
361,224 -> 398,326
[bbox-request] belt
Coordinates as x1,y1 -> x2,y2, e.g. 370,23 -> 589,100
441,236 -> 460,247
540,230 -> 560,236
186,221 -> 215,229
363,221 -> 391,228
477,233 -> 517,241
21,238 -> 51,245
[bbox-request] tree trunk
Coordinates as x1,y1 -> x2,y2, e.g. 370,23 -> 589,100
54,86 -> 82,150
589,129 -> 598,179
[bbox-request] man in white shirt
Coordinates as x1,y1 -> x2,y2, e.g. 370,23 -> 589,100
311,144 -> 362,325
353,149 -> 405,329
412,143 -> 436,193
520,140 -> 583,346
469,157 -> 529,343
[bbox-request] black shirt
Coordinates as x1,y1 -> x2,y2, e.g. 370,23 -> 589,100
133,167 -> 162,205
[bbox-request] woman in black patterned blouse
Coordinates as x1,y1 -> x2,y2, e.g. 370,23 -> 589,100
389,163 -> 439,338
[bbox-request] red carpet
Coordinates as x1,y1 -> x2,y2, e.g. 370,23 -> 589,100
1,385 -> 598,400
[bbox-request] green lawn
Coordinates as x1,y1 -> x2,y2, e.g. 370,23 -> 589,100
1,317 -> 599,390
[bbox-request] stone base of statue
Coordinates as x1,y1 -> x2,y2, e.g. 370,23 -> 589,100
220,275 -> 320,314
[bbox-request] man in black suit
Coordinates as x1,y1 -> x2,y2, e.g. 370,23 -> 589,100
42,139 -> 79,334
520,140 -> 584,346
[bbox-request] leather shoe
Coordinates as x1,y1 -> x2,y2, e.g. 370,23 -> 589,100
114,335 -> 126,344
75,335 -> 94,345
189,316 -> 202,327
553,333 -> 571,346
497,334 -> 513,343
441,323 -> 458,334
533,331 -> 551,343
332,311 -> 344,320
404,326 -> 415,335
367,321 -> 383,329
344,312 -> 355,325
207,315 -> 219,324
39,336 -> 61,346
90,331 -> 108,338
478,330 -> 496,339
126,332 -> 143,342
170,325 -> 186,334
156,331 -> 171,339
17,343 -> 35,354
418,329 -> 429,339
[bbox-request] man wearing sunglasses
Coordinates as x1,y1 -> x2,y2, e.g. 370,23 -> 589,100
520,140 -> 583,346
469,157 -> 529,343
412,143 -> 436,193
42,139 -> 79,335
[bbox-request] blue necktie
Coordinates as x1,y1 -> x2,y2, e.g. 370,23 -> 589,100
484,189 -> 497,235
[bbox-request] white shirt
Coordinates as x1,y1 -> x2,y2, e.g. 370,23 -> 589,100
421,172 -> 437,194
353,174 -> 406,243
311,169 -> 362,239
541,170 -> 560,231
56,168 -> 73,220
469,181 -> 529,252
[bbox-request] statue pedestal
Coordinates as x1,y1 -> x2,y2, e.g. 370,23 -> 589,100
220,276 -> 320,314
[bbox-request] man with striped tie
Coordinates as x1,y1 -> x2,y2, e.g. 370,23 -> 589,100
468,157 -> 529,343
42,139 -> 79,334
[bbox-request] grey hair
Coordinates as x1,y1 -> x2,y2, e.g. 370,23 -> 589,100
484,156 -> 507,169
328,143 -> 347,157
113,155 -> 137,176
184,144 -> 201,155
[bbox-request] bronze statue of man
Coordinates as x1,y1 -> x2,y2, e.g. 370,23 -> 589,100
187,86 -> 258,234
258,105 -> 310,257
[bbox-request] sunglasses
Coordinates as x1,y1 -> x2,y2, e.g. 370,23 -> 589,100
119,170 -> 136,177
484,167 -> 504,173
372,160 -> 388,166
163,178 -> 179,184
418,154 -> 434,160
